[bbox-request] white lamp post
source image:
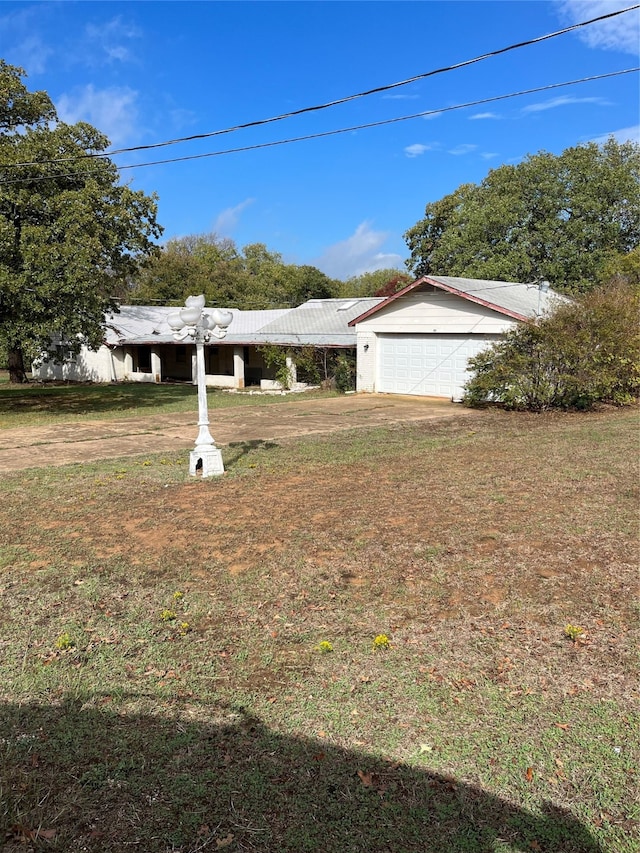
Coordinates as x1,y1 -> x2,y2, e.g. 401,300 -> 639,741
167,295 -> 233,477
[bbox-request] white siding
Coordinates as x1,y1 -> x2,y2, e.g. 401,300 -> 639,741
33,345 -> 117,382
357,291 -> 519,335
355,331 -> 376,393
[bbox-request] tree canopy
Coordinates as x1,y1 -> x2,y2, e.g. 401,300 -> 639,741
130,234 -> 340,309
404,139 -> 640,294
336,268 -> 412,298
0,60 -> 162,382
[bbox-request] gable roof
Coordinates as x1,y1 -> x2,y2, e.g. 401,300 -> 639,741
349,275 -> 568,325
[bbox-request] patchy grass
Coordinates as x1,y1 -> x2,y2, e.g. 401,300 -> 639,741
0,371 -> 337,427
0,407 -> 638,852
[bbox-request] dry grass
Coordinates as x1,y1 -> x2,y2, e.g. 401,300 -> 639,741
0,406 -> 638,852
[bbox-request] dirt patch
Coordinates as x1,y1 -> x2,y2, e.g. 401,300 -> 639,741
8,409 -> 638,641
0,393 -> 469,471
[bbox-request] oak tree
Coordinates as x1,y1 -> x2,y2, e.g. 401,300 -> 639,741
404,140 -> 640,294
0,61 -> 162,382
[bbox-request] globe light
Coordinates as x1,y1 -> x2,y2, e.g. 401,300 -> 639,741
185,294 -> 206,310
167,312 -> 184,331
210,308 -> 233,329
167,295 -> 233,478
179,306 -> 202,325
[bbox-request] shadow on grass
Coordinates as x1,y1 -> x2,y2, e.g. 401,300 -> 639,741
1,697 -> 604,853
0,382 -> 197,417
225,438 -> 280,468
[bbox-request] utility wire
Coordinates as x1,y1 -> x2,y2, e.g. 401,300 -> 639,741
5,2 -> 640,170
0,67 -> 636,186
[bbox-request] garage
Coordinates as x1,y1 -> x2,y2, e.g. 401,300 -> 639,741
377,333 -> 501,399
350,275 -> 562,400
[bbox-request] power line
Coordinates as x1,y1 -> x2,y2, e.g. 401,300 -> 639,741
5,3 -> 640,170
0,67 -> 636,186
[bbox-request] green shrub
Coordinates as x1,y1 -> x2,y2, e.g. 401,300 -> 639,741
258,345 -> 293,389
464,280 -> 640,411
333,353 -> 355,393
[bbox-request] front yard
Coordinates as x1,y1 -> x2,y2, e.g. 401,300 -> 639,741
0,400 -> 638,852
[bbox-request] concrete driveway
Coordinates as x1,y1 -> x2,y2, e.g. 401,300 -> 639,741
0,394 -> 476,472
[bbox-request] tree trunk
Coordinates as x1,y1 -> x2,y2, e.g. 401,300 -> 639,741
8,346 -> 28,383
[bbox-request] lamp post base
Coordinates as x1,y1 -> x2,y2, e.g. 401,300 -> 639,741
189,446 -> 225,478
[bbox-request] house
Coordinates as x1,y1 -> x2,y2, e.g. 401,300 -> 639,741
349,275 -> 566,401
32,297 -> 384,389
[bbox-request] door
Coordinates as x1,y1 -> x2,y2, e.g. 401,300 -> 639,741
377,334 -> 499,399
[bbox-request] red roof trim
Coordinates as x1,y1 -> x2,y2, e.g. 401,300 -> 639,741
348,275 -> 530,325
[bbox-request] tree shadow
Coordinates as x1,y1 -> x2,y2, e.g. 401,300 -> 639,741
1,696 -> 604,853
225,438 -> 280,468
0,382 -> 198,417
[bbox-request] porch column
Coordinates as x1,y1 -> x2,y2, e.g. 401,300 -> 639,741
124,349 -> 133,379
151,348 -> 162,383
233,346 -> 245,389
191,347 -> 197,385
286,354 -> 297,386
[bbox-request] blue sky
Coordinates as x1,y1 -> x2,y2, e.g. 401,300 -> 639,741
1,0 -> 638,279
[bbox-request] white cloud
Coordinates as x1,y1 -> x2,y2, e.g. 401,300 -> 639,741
315,222 -> 403,279
592,125 -> 640,144
448,143 -> 477,156
84,16 -> 141,64
12,35 -> 52,75
480,152 -> 499,160
522,96 -> 610,114
0,7 -> 53,74
56,85 -> 138,146
556,1 -> 640,54
382,92 -> 420,100
213,199 -> 256,235
404,143 -> 433,158
469,112 -> 500,120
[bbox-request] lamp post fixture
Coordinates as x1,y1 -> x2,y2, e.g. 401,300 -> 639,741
167,295 -> 233,477
528,279 -> 551,319
537,279 -> 550,317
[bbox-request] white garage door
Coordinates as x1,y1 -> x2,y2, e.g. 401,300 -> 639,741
377,334 -> 499,400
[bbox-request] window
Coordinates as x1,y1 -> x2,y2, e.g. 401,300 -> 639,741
137,347 -> 151,373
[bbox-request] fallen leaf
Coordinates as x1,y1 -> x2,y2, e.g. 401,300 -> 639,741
525,766 -> 534,782
37,828 -> 56,840
555,723 -> 570,731
216,832 -> 234,849
313,752 -> 325,761
357,770 -> 374,787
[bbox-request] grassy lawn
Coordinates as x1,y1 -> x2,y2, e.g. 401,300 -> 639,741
0,402 -> 638,852
0,370 -> 337,428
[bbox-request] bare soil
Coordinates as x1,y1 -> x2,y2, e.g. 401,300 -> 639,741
0,393 -> 468,471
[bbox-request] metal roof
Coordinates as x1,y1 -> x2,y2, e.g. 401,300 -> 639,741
104,306 -> 290,346
104,299 -> 384,348
349,275 -> 570,325
250,298 -> 385,346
